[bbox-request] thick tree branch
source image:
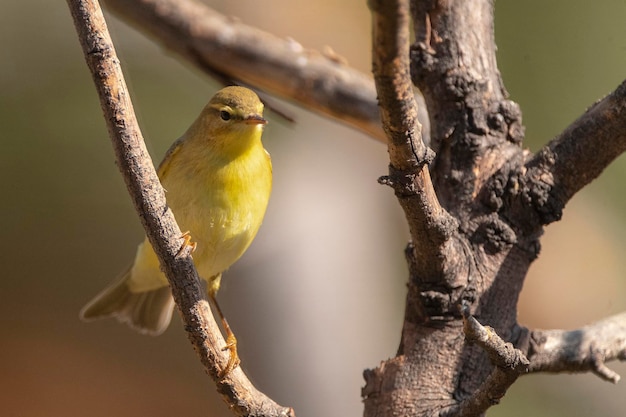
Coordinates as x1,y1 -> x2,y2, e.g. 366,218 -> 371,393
370,0 -> 457,277
527,312 -> 626,383
524,79 -> 626,225
67,1 -> 293,415
101,0 -> 387,141
411,0 -> 524,212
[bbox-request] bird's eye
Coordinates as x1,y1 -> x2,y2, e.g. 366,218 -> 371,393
220,110 -> 232,121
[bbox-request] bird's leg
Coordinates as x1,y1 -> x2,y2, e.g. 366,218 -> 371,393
208,274 -> 240,378
214,297 -> 239,378
177,231 -> 197,257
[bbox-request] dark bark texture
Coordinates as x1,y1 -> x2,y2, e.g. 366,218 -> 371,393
363,1 -> 626,416
72,0 -> 626,415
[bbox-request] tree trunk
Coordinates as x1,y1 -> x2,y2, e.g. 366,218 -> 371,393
70,0 -> 626,416
363,1 -> 626,416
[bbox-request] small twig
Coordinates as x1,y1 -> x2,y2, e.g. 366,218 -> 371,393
525,79 -> 626,225
370,0 -> 457,276
461,306 -> 529,373
446,305 -> 529,417
527,311 -> 626,384
67,0 -> 294,415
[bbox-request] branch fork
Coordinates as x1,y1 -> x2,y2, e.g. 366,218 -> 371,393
70,0 -> 626,416
450,305 -> 529,416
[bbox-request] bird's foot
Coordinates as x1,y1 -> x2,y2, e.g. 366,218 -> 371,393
177,231 -> 197,257
219,333 -> 240,379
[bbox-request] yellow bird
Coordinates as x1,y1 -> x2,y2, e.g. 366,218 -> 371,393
80,86 -> 272,376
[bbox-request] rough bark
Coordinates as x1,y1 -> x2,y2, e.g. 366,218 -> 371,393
71,0 -> 626,416
363,2 -> 529,415
370,0 -> 459,281
523,79 -> 626,226
527,312 -> 626,383
67,0 -> 293,416
363,1 -> 626,416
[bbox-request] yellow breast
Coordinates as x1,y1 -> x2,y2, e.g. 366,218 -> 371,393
166,140 -> 272,279
127,119 -> 271,293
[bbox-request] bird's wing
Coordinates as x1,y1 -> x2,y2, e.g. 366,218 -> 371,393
157,136 -> 185,180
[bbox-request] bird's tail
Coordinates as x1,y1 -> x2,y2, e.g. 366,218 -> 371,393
80,268 -> 175,336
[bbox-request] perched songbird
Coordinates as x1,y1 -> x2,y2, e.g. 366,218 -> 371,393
80,86 -> 272,376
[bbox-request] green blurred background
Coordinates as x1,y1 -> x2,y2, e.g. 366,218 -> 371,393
1,0 -> 625,416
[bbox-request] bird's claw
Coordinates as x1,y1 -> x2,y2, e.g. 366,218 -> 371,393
219,333 -> 240,379
177,231 -> 197,257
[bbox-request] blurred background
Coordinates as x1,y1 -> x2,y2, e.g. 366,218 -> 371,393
1,0 -> 626,416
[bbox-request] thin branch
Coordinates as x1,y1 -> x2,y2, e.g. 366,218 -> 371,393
370,0 -> 457,275
371,0 -> 428,168
443,305 -> 529,416
101,0 -> 386,142
527,311 -> 626,383
67,0 -> 294,415
525,79 -> 626,225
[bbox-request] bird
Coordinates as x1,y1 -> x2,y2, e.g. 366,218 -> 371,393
80,86 -> 272,377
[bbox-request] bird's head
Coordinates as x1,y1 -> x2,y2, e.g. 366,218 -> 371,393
192,86 -> 267,157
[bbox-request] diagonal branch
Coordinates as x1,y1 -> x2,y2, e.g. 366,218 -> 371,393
102,0 -> 386,141
525,79 -> 626,225
67,0 -> 294,415
370,0 -> 457,276
527,311 -> 626,383
443,305 -> 529,417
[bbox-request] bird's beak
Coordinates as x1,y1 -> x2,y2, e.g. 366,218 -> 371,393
244,114 -> 268,125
